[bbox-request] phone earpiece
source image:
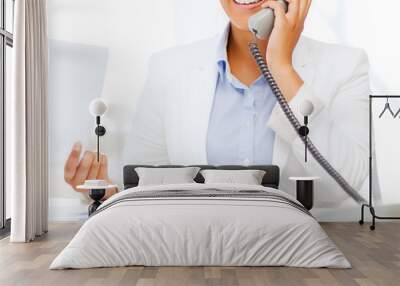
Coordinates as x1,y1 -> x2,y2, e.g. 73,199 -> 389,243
248,0 -> 289,40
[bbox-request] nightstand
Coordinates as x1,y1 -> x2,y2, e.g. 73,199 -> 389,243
88,189 -> 106,216
289,177 -> 320,210
77,180 -> 118,216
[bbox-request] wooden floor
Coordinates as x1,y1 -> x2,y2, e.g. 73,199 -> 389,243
0,222 -> 399,286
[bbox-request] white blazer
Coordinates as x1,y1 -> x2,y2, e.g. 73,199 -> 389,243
124,29 -> 370,208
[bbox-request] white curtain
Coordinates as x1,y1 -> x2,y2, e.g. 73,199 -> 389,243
10,0 -> 49,242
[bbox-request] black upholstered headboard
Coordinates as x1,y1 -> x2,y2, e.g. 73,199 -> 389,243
123,165 -> 280,190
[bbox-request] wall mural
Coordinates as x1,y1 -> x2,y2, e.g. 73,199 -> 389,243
47,0 -> 400,221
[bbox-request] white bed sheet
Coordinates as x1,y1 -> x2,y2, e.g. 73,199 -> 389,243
50,183 -> 350,269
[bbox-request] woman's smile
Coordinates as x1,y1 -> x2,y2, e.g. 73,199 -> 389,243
233,0 -> 266,10
220,0 -> 267,30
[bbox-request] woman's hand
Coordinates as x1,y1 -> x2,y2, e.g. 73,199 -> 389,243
261,0 -> 312,101
263,0 -> 311,72
64,141 -> 118,200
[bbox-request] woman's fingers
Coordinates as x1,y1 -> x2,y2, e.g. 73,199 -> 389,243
87,156 -> 101,180
299,0 -> 312,19
262,1 -> 288,25
284,0 -> 310,28
261,0 -> 310,25
73,151 -> 95,187
98,154 -> 109,181
286,0 -> 300,25
64,142 -> 112,192
64,141 -> 82,183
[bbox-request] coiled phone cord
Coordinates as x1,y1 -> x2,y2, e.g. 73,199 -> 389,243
249,42 -> 366,204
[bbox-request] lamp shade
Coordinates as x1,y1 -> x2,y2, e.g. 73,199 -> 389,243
299,100 -> 314,116
89,98 -> 108,117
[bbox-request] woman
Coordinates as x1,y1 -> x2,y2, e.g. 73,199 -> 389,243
64,0 -> 370,207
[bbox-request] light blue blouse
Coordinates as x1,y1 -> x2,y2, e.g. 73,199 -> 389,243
206,28 -> 277,165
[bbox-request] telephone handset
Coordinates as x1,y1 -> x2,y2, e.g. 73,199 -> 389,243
247,0 -> 366,204
248,0 -> 288,40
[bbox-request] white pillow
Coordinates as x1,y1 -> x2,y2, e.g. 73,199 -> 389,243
200,169 -> 266,185
135,167 -> 201,186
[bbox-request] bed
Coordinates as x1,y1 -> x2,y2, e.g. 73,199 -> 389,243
50,165 -> 350,269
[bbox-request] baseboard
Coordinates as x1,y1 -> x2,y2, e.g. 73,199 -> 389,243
49,198 -> 88,221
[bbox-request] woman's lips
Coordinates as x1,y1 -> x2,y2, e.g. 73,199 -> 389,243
233,0 -> 266,10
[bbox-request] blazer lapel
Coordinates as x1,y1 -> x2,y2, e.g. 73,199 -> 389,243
177,42 -> 219,164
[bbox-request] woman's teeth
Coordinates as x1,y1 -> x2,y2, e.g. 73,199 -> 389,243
234,0 -> 263,5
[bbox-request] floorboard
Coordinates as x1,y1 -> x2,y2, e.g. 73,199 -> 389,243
0,222 -> 399,286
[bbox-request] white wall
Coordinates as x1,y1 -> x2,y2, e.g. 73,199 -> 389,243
47,0 -> 400,221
